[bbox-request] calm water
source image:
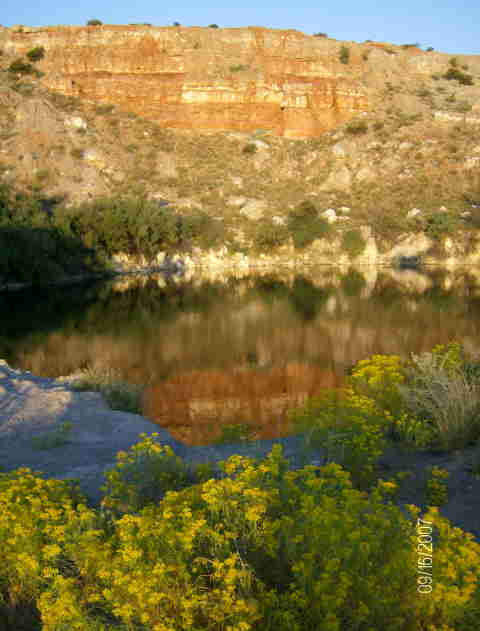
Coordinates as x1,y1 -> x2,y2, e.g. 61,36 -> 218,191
2,266 -> 480,445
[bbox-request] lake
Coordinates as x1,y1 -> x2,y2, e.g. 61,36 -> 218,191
2,266 -> 480,445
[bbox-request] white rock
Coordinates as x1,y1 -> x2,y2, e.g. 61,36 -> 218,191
272,215 -> 286,225
322,208 -> 338,223
355,166 -> 376,183
227,196 -> 247,207
332,142 -> 347,157
399,142 -> 414,151
251,139 -> 270,150
230,176 -> 243,187
407,208 -> 422,219
239,199 -> 268,221
465,156 -> 480,169
66,116 -> 87,130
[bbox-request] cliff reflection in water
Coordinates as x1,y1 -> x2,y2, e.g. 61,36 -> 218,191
2,266 -> 480,445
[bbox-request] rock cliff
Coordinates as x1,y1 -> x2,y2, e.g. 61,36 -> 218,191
3,25 -> 373,138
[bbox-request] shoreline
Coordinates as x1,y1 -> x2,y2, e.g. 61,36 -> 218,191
1,359 -> 480,541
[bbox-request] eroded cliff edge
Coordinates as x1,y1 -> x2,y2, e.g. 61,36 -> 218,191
3,24 -> 374,138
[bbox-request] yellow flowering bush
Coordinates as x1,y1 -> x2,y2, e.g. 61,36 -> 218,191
349,353 -> 407,416
413,506 -> 480,629
101,432 -> 215,514
0,468 -> 86,628
292,389 -> 388,486
425,467 -> 450,506
1,445 -> 480,630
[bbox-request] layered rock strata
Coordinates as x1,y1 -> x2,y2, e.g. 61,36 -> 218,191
1,25 -> 369,137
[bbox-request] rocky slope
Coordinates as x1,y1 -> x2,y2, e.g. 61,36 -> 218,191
1,24 -> 480,264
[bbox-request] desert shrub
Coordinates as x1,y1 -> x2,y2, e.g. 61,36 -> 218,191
243,142 -> 258,154
313,32 -> 328,37
423,210 -> 460,240
215,422 -> 259,444
31,422 -> 73,450
444,66 -> 474,85
1,449 -> 480,630
86,19 -> 103,26
426,466 -> 450,505
0,185 -> 97,283
177,210 -> 225,250
70,147 -> 84,160
230,64 -> 249,72
7,58 -> 34,75
345,120 -> 368,135
26,46 -> 45,62
0,469 -> 85,628
287,200 -> 331,249
253,218 -> 289,251
341,228 -> 366,258
348,353 -> 407,416
293,389 -> 389,486
101,433 -> 214,514
399,344 -> 480,449
339,45 -> 350,64
94,103 -> 115,115
72,364 -> 143,413
57,194 -> 179,259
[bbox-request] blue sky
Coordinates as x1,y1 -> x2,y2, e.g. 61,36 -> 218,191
2,0 -> 478,55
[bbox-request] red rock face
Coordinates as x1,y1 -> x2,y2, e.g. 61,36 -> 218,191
2,25 -> 369,137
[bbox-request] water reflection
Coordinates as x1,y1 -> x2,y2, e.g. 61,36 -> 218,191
2,266 -> 480,445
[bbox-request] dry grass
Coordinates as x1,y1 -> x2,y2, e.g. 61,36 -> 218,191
72,365 -> 144,414
400,352 -> 480,450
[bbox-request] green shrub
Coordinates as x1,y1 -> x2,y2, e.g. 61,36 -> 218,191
423,210 -> 460,239
293,390 -> 387,485
208,23 -> 219,28
253,218 -> 289,251
1,448 -> 480,630
313,32 -> 328,37
426,466 -> 449,505
7,58 -> 34,75
86,19 -> 103,26
70,147 -> 84,160
243,143 -> 257,154
341,228 -> 366,258
215,422 -> 259,444
348,353 -> 407,418
345,120 -> 368,135
400,345 -> 480,450
230,64 -> 249,72
0,185 -> 98,284
31,423 -> 73,450
94,103 -> 115,115
177,210 -> 226,250
72,364 -> 143,413
26,46 -> 45,62
101,433 -> 215,514
444,66 -> 474,85
287,200 -> 331,249
339,45 -> 350,64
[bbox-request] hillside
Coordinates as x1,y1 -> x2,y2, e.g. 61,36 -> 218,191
1,24 -> 480,273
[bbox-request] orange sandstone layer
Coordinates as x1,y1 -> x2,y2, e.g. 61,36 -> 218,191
1,25 -> 369,137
